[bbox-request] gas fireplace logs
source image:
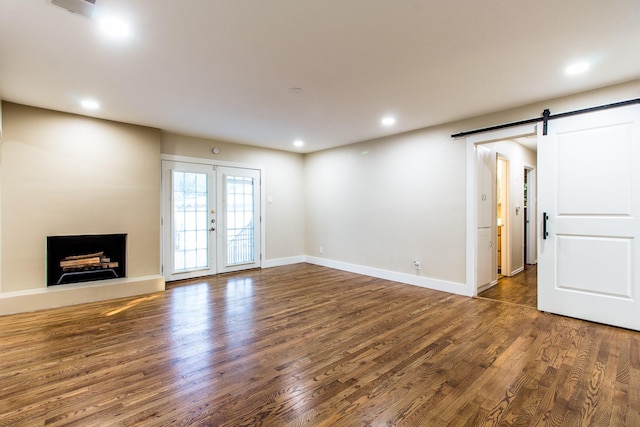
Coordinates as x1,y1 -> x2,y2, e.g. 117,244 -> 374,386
59,251 -> 119,272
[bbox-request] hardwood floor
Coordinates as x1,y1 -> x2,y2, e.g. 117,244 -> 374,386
478,265 -> 538,308
0,263 -> 638,426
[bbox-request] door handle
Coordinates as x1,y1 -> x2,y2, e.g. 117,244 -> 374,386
209,227 -> 216,231
543,212 -> 549,239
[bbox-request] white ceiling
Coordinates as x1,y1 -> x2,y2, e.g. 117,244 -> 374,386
1,0 -> 639,153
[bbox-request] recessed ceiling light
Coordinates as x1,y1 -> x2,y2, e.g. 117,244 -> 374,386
293,140 -> 304,147
81,99 -> 100,110
98,16 -> 131,39
565,61 -> 590,76
381,116 -> 396,126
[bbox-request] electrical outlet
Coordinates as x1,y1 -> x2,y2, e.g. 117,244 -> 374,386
319,246 -> 324,254
413,259 -> 421,269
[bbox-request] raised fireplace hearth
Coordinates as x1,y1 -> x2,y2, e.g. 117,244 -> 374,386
47,234 -> 127,286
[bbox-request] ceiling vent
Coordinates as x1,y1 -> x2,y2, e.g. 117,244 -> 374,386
49,0 -> 96,18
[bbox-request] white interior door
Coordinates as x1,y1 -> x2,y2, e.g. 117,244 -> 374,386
162,161 -> 217,281
538,104 -> 640,330
217,167 -> 261,273
476,145 -> 496,290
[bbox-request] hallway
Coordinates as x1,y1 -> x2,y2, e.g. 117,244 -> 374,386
478,264 -> 537,308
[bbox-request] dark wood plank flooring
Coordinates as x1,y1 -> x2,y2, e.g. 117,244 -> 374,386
0,263 -> 638,426
479,264 -> 538,308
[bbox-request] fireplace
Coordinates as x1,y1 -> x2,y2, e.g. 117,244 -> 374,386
47,234 -> 127,286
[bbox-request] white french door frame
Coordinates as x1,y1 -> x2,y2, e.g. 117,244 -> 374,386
161,160 -> 217,281
160,154 -> 265,280
465,124 -> 538,296
216,166 -> 262,274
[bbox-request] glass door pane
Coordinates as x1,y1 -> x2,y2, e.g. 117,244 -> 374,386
225,175 -> 255,265
218,167 -> 261,273
162,161 -> 216,281
173,170 -> 209,271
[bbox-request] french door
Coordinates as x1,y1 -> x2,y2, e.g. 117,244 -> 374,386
538,104 -> 640,330
216,167 -> 261,273
162,161 -> 217,281
162,161 -> 261,281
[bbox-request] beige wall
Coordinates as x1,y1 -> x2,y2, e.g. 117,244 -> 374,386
305,79 -> 640,291
305,125 -> 467,284
161,132 -> 306,261
0,103 -> 162,294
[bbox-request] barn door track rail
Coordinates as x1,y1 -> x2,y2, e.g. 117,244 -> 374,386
451,97 -> 640,139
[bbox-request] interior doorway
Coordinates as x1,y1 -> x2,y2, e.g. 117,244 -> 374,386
496,156 -> 509,278
524,167 -> 536,265
478,264 -> 537,307
524,168 -> 528,266
479,161 -> 538,308
468,125 -> 538,307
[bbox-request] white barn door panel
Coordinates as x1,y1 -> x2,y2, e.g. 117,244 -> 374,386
538,104 -> 640,330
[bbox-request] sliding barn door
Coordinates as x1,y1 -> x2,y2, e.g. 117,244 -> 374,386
538,104 -> 640,330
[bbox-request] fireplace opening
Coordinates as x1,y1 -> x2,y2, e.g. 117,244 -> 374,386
47,234 -> 127,286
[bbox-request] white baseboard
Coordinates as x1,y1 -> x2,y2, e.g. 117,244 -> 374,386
262,255 -> 306,268
477,278 -> 498,294
0,255 -> 470,316
510,266 -> 525,276
0,275 -> 165,316
305,256 -> 468,296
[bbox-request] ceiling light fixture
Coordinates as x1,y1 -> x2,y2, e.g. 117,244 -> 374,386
293,140 -> 304,147
565,61 -> 590,76
81,99 -> 100,110
381,116 -> 396,126
98,15 -> 131,39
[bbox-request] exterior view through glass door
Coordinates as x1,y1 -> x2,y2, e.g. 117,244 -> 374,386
217,167 -> 261,273
162,161 -> 217,281
162,161 -> 261,281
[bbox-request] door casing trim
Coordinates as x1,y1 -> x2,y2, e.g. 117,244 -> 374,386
465,124 -> 537,296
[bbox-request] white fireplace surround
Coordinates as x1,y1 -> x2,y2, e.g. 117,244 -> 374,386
0,275 -> 164,315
